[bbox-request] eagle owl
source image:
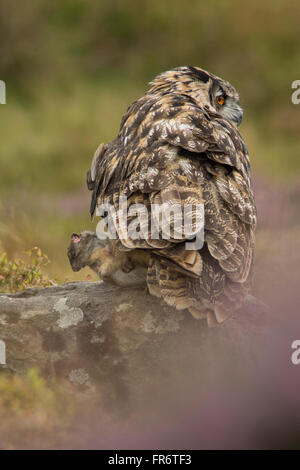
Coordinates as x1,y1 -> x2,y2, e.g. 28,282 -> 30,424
87,66 -> 257,326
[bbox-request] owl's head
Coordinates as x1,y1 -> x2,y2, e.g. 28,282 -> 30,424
149,66 -> 243,127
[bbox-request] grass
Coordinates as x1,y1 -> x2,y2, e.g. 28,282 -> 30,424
0,368 -> 76,449
0,247 -> 53,293
0,75 -> 298,283
0,77 -> 145,195
0,0 -> 299,450
0,0 -> 299,282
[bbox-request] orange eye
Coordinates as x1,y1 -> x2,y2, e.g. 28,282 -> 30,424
217,96 -> 225,106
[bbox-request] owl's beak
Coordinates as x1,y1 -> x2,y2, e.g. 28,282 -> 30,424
222,101 -> 243,127
235,108 -> 243,127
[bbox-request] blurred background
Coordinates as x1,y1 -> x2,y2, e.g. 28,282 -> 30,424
0,0 -> 300,284
1,0 -> 300,449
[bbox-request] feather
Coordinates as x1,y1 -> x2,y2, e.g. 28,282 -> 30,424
87,66 -> 256,324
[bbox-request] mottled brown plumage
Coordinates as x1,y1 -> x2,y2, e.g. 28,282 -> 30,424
88,66 -> 257,326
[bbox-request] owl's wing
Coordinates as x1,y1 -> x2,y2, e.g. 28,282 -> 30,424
89,93 -> 256,310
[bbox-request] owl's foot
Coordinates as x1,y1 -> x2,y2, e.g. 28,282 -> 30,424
188,306 -> 220,327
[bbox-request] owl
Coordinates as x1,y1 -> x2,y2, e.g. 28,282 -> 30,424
87,66 -> 257,326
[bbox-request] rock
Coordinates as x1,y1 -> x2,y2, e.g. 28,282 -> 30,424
0,281 -> 271,411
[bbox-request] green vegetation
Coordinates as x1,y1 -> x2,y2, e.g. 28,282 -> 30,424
0,0 -> 299,281
0,1 -> 299,449
0,368 -> 74,449
0,247 -> 54,293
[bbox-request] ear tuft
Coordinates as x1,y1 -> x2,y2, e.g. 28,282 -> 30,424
188,66 -> 209,83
